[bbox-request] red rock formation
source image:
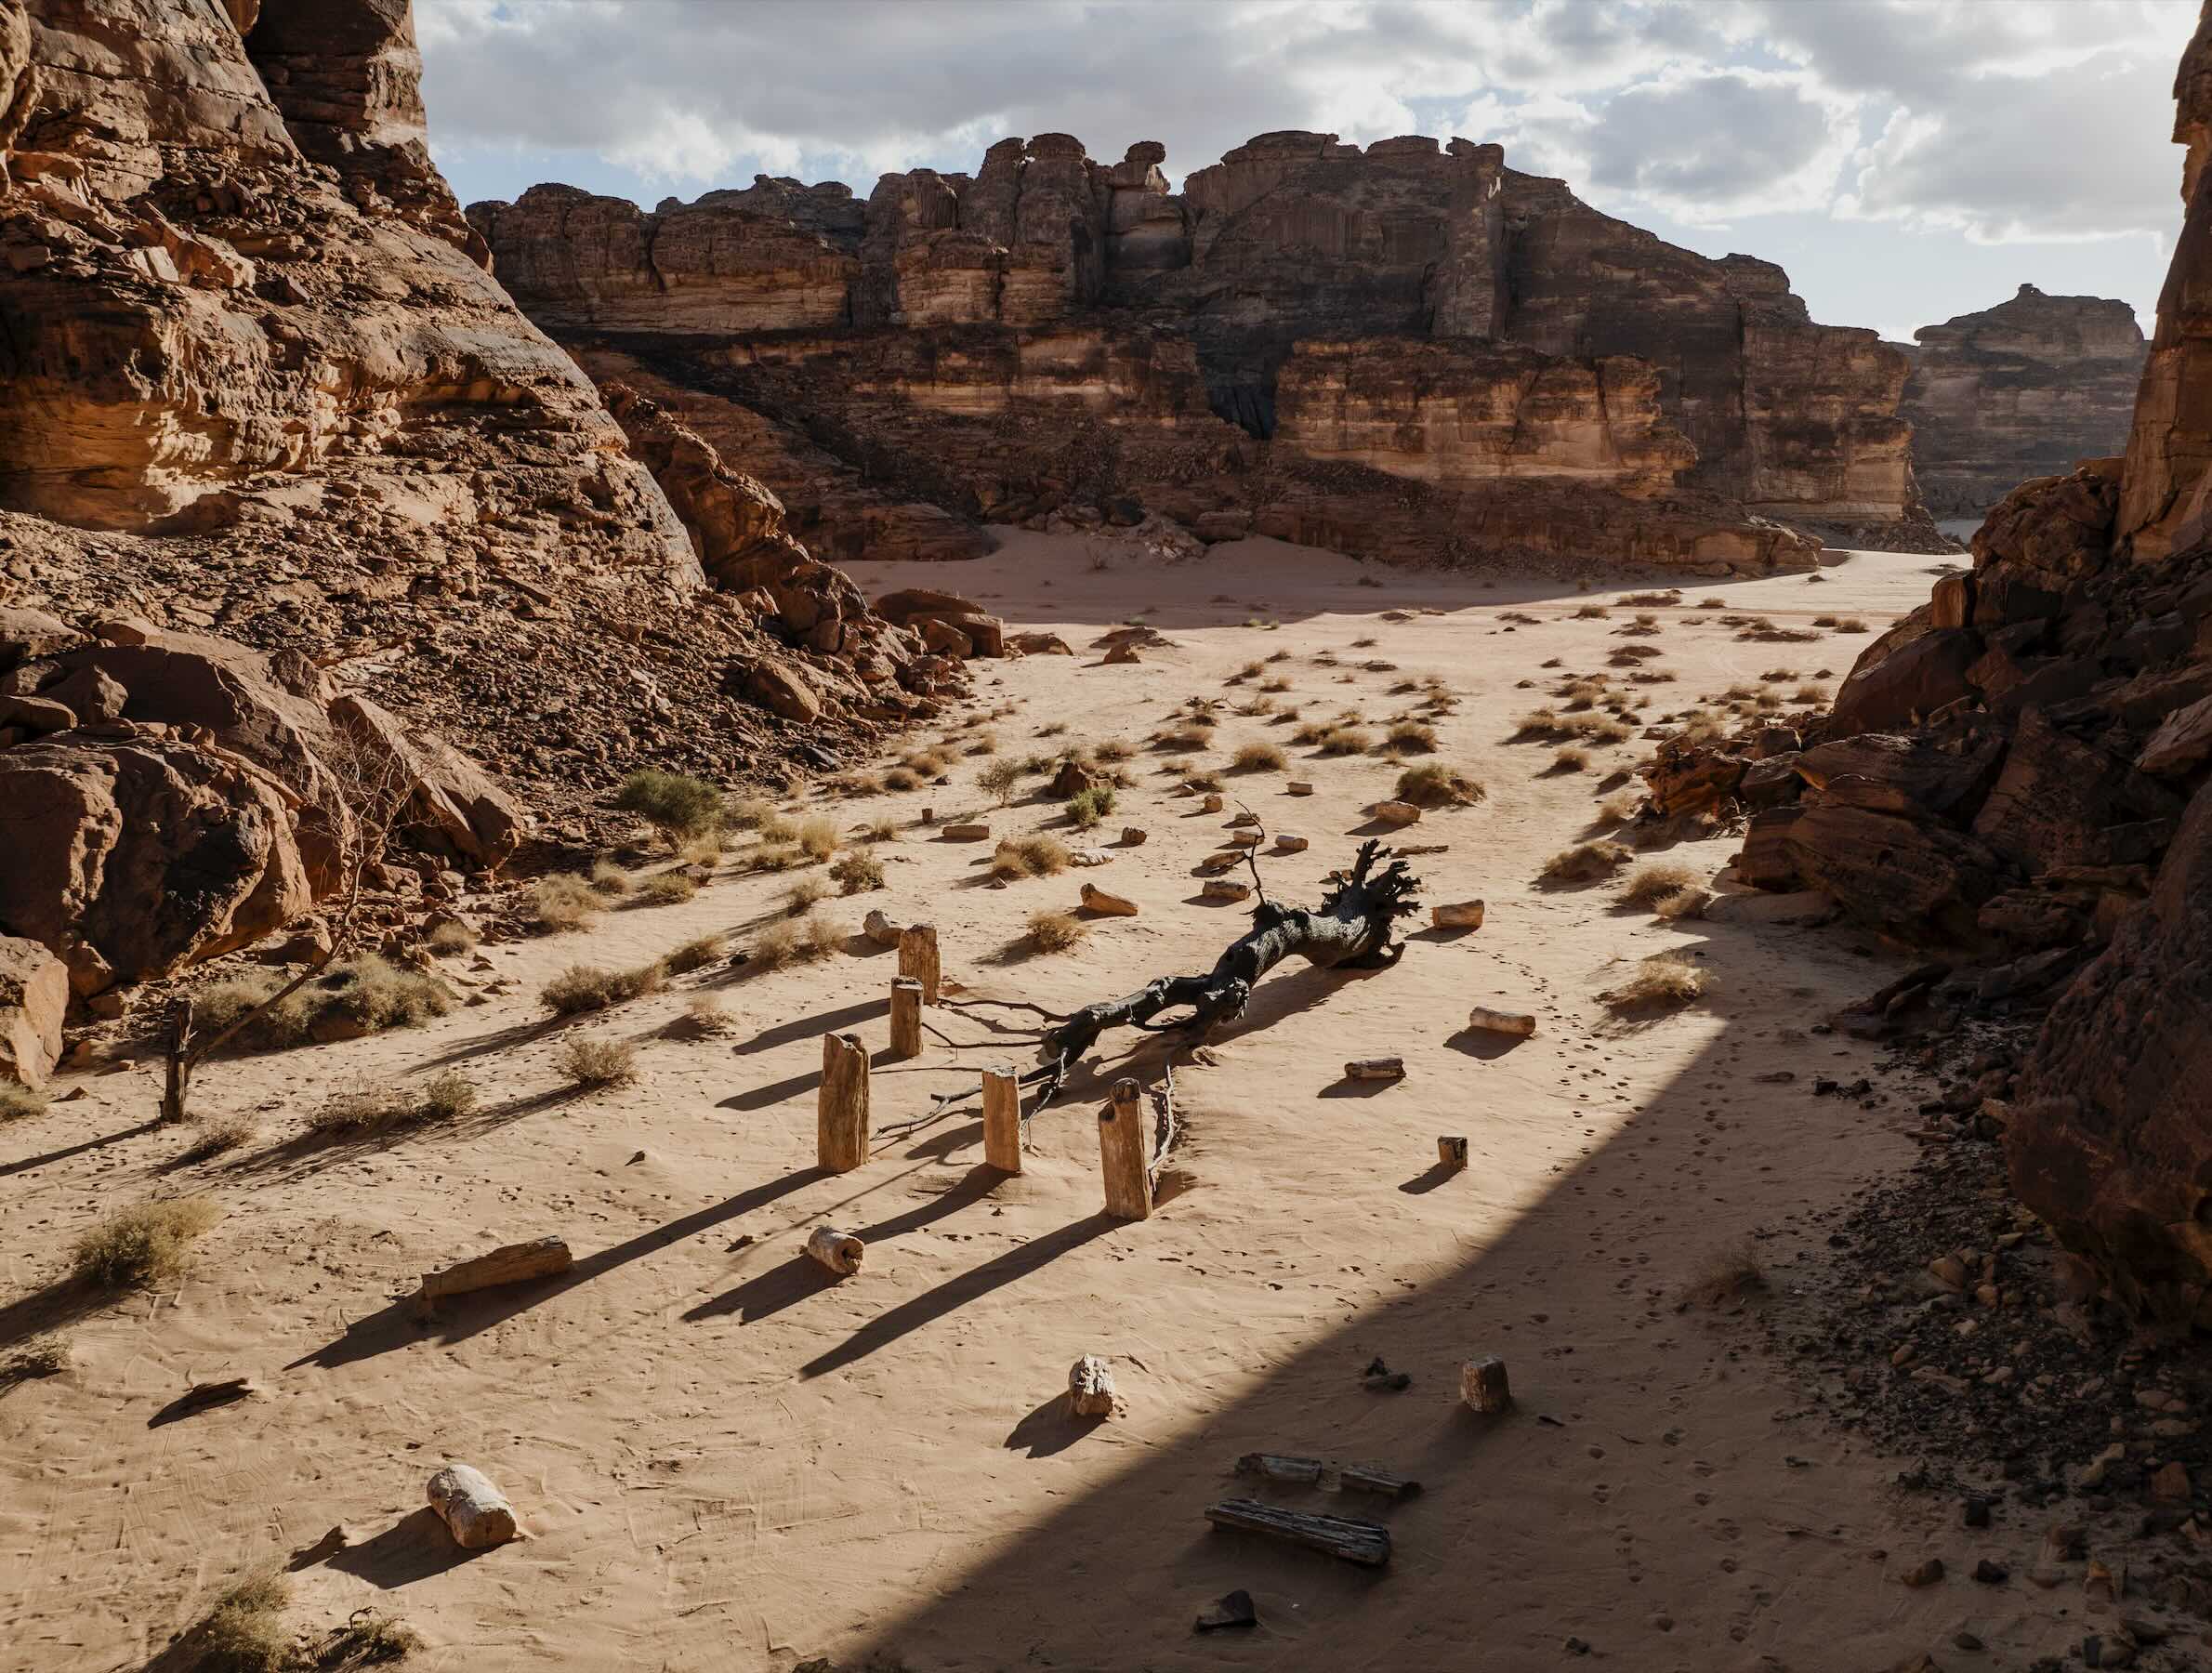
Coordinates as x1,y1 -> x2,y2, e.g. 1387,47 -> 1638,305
1902,284 -> 2147,520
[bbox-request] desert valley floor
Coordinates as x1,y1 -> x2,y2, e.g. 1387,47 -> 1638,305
2,534 -> 2077,1671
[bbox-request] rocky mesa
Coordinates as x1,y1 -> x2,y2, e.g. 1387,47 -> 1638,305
469,131 -> 1951,575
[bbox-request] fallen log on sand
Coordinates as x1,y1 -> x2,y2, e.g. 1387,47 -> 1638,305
1205,1497 -> 1391,1566
415,1237 -> 573,1316
428,1463 -> 517,1549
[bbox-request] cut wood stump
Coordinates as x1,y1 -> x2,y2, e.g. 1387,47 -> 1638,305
817,1033 -> 870,1172
862,908 -> 903,949
1202,879 -> 1253,902
898,923 -> 941,1003
1431,901 -> 1486,929
1205,1497 -> 1390,1566
1437,1135 -> 1469,1169
1099,1078 -> 1153,1220
427,1463 -> 517,1550
1286,781 -> 1314,797
1461,1354 -> 1512,1414
981,1065 -> 1022,1174
1079,883 -> 1139,917
1068,1353 -> 1117,1416
1119,826 -> 1148,846
1235,1453 -> 1421,1502
1201,793 -> 1224,813
1374,800 -> 1422,826
1227,830 -> 1260,848
941,822 -> 992,841
1275,834 -> 1309,852
1467,1006 -> 1536,1038
415,1236 -> 573,1316
804,1226 -> 865,1275
1229,811 -> 1260,828
889,977 -> 923,1059
1344,1057 -> 1404,1082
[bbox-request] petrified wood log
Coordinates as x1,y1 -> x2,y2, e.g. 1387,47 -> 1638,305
1204,1497 -> 1391,1566
428,1463 -> 517,1549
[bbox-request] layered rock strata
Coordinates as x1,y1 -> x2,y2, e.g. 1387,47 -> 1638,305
472,127 -> 1945,574
1900,284 -> 2147,520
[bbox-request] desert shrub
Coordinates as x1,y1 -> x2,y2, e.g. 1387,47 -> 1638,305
558,1036 -> 639,1089
426,919 -> 478,956
1094,737 -> 1136,762
0,1084 -> 47,1124
1317,725 -> 1373,756
752,910 -> 844,969
529,874 -> 602,932
1512,707 -> 1562,739
1288,721 -> 1326,746
992,834 -> 1072,879
1541,840 -> 1632,883
197,956 -> 449,1051
1394,763 -> 1484,806
1259,676 -> 1292,693
638,870 -> 698,906
4,1332 -> 70,1381
785,875 -> 833,916
1653,887 -> 1708,921
615,771 -> 724,843
864,815 -> 900,842
1608,951 -> 1709,1008
173,1113 -> 257,1164
797,815 -> 839,861
1066,785 -> 1117,828
1574,603 -> 1611,618
1025,909 -> 1087,955
1681,1240 -> 1766,1307
902,748 -> 952,778
1156,723 -> 1213,752
415,1070 -> 479,1123
1232,741 -> 1287,772
1036,720 -> 1069,738
979,759 -> 1024,805
754,808 -> 797,844
830,851 -> 886,894
677,830 -> 728,866
318,1612 -> 422,1666
665,933 -> 727,974
1793,683 -> 1829,705
1184,768 -> 1225,792
72,1197 -> 220,1289
189,1571 -> 294,1673
674,994 -> 732,1036
750,843 -> 805,873
1697,597 -> 1726,609
1380,720 -> 1437,756
1835,616 -> 1868,632
588,861 -> 630,898
1596,789 -> 1642,823
1810,614 -> 1838,627
883,766 -> 920,792
1551,745 -> 1590,772
540,959 -> 665,1016
1621,860 -> 1702,906
1621,590 -> 1680,607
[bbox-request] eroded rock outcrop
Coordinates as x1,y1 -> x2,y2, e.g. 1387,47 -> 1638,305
1901,284 -> 2147,520
473,124 -> 1936,574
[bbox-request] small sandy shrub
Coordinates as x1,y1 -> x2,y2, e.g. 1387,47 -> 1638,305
1067,785 -> 1116,828
1380,720 -> 1437,757
615,771 -> 724,842
588,861 -> 630,898
175,1113 -> 257,1164
1395,763 -> 1484,806
4,1332 -> 70,1381
540,960 -> 664,1016
1232,741 -> 1287,772
1609,951 -> 1709,1008
865,815 -> 900,842
1835,616 -> 1868,632
1025,909 -> 1087,955
1597,789 -> 1642,823
1682,1240 -> 1767,1308
190,1571 -> 295,1673
416,1070 -> 479,1124
797,815 -> 839,861
318,1612 -> 422,1666
426,919 -> 478,956
665,933 -> 727,974
785,876 -> 833,916
1094,737 -> 1136,762
1653,887 -> 1708,921
751,843 -> 805,873
979,758 -> 1024,805
638,870 -> 698,906
1317,725 -> 1373,756
1156,723 -> 1213,752
1552,745 -> 1590,772
1575,603 -> 1611,618
72,1197 -> 220,1289
0,1084 -> 47,1124
830,851 -> 885,895
1621,860 -> 1702,906
558,1036 -> 639,1089
195,956 -> 449,1050
677,830 -> 728,866
1541,840 -> 1632,883
529,874 -> 601,932
992,835 -> 1072,879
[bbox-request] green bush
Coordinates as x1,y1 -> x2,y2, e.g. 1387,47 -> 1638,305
1066,785 -> 1117,829
615,771 -> 725,841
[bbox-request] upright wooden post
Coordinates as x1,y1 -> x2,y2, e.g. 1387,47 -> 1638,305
889,977 -> 923,1059
1099,1076 -> 1153,1221
899,923 -> 941,1003
981,1065 -> 1022,1174
818,1033 -> 870,1172
161,997 -> 192,1125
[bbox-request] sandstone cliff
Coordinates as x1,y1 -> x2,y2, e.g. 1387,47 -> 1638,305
1692,1 -> 2212,1324
471,126 -> 1949,574
1900,284 -> 2147,520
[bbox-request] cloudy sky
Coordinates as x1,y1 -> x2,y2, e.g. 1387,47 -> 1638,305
417,0 -> 2197,344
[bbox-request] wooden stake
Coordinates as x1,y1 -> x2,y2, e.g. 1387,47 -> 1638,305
1099,1077 -> 1153,1220
1437,1135 -> 1469,1169
427,1464 -> 517,1549
818,1033 -> 870,1172
898,923 -> 941,1003
803,1226 -> 865,1275
160,997 -> 192,1125
889,977 -> 923,1059
1461,1354 -> 1512,1414
981,1065 -> 1023,1173
1344,1057 -> 1404,1081
1068,1353 -> 1116,1416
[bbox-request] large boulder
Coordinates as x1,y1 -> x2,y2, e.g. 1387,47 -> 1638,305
1794,729 -> 2005,823
327,694 -> 527,868
1826,621 -> 1983,737
0,732 -> 313,994
2009,777 -> 2212,1324
0,934 -> 67,1089
1970,708 -> 2184,874
1783,801 -> 2010,942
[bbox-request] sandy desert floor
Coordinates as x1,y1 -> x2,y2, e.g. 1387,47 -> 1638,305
2,533 -> 2096,1672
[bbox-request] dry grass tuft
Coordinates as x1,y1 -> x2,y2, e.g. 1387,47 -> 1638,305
187,1571 -> 296,1673
1652,886 -> 1708,921
1379,719 -> 1438,757
637,870 -> 698,906
665,933 -> 728,974
588,861 -> 631,898
797,815 -> 840,860
529,874 -> 602,932
194,956 -> 449,1051
1316,724 -> 1374,756
752,909 -> 846,969
1066,785 -> 1117,828
1620,860 -> 1703,906
1597,789 -> 1643,824
0,1083 -> 47,1124
1394,763 -> 1484,806
4,1332 -> 71,1382
425,919 -> 478,956
785,875 -> 834,916
316,1610 -> 423,1667
992,834 -> 1073,879
1231,740 -> 1287,772
557,1036 -> 639,1090
1681,1240 -> 1767,1308
1551,745 -> 1590,773
1608,951 -> 1709,1008
1541,840 -> 1632,883
829,851 -> 886,894
1025,909 -> 1088,955
540,960 -> 665,1016
174,1113 -> 257,1165
72,1197 -> 221,1290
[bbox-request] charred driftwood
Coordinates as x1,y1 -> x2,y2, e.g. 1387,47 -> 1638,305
1205,1497 -> 1392,1566
1031,840 -> 1419,1110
